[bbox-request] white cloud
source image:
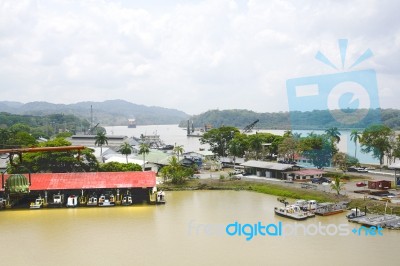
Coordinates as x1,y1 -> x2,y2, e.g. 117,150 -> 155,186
0,0 -> 399,114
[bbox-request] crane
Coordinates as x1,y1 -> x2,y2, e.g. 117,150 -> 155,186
242,119 -> 259,133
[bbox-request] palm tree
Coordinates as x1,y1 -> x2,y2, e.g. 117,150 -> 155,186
138,143 -> 150,171
173,145 -> 184,162
330,176 -> 344,195
94,131 -> 108,158
350,130 -> 361,159
325,127 -> 341,143
119,142 -> 133,164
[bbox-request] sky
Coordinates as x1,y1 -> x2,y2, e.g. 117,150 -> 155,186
0,0 -> 399,115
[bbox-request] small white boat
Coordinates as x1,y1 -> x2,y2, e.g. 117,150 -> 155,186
156,190 -> 166,204
294,200 -> 317,211
274,205 -> 309,221
347,208 -> 366,219
98,194 -> 115,207
122,195 -> 133,206
66,195 -> 78,207
48,194 -> 64,208
87,195 -> 98,206
30,197 -> 44,209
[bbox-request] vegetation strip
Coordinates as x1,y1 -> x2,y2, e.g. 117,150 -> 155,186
160,179 -> 400,215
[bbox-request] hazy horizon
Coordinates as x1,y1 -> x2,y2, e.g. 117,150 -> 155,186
1,0 -> 399,114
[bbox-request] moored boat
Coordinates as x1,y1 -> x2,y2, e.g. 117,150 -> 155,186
47,193 -> 64,208
274,205 -> 309,221
0,198 -> 7,209
98,193 -> 116,207
315,202 -> 346,216
128,118 -> 136,128
122,194 -> 133,206
347,208 -> 366,219
66,195 -> 78,207
294,199 -> 317,211
87,195 -> 98,206
30,196 -> 45,209
156,190 -> 166,204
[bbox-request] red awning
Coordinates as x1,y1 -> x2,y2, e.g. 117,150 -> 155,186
2,172 -> 156,191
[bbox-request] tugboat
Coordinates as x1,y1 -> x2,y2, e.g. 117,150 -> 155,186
98,193 -> 116,207
30,196 -> 45,209
66,195 -> 79,207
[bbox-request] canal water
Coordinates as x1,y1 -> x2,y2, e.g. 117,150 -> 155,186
0,191 -> 398,266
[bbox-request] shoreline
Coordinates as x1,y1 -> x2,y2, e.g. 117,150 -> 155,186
159,178 -> 400,216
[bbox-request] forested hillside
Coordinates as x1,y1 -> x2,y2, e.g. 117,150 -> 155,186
0,100 -> 189,126
181,109 -> 400,130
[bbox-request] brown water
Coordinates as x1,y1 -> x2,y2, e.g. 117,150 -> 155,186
0,191 -> 398,266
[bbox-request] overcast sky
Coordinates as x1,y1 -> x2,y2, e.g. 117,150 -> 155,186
0,0 -> 399,115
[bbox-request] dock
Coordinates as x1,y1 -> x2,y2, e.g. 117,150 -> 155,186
349,214 -> 400,229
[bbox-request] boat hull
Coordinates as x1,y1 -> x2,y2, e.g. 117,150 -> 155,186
315,209 -> 344,216
274,209 -> 308,221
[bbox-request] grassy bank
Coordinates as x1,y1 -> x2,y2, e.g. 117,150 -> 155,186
348,198 -> 400,216
159,179 -> 345,203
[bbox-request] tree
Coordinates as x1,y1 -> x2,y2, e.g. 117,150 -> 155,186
278,137 -> 298,162
119,142 -> 133,163
0,128 -> 11,149
331,176 -> 344,195
173,145 -> 184,161
350,130 -> 361,159
160,156 -> 194,184
325,127 -> 341,155
138,143 -> 150,171
99,161 -> 141,172
332,152 -> 348,172
247,134 -> 264,160
12,132 -> 38,147
360,125 -> 392,166
10,138 -> 99,173
299,133 -> 332,168
228,133 -> 248,167
200,126 -> 240,156
94,131 -> 108,158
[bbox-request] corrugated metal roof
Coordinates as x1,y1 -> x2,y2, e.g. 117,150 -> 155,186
2,172 -> 156,191
241,160 -> 293,171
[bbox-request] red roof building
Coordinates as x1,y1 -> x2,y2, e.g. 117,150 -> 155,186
2,171 -> 156,191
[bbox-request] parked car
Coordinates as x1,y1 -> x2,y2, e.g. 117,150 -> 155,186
311,177 -> 331,184
356,182 -> 367,187
230,174 -> 242,180
347,166 -> 368,173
